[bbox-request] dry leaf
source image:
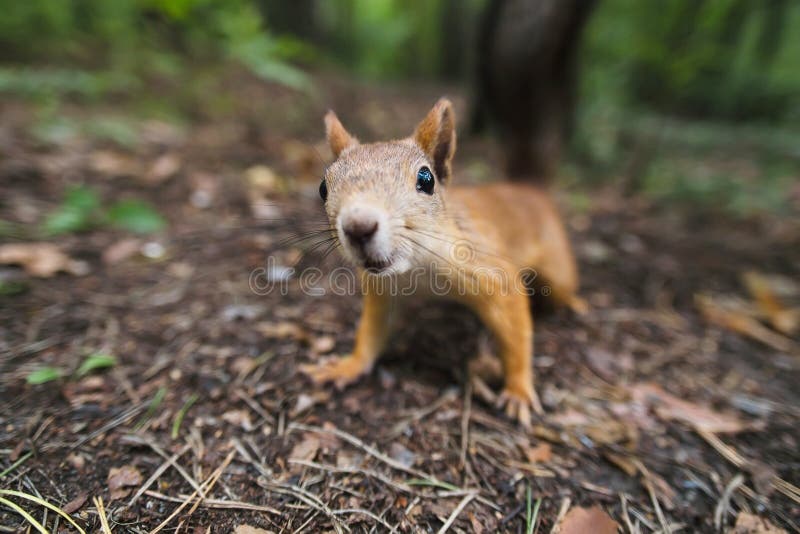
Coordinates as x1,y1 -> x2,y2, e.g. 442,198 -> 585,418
62,493 -> 88,514
90,150 -> 139,176
312,335 -> 336,354
743,271 -> 800,335
0,243 -> 89,277
525,442 -> 553,463
630,382 -> 756,434
107,465 -> 143,500
255,321 -> 306,341
289,434 -> 320,463
233,526 -> 275,534
557,505 -> 619,534
102,238 -> 141,265
146,153 -> 181,184
731,512 -> 787,534
221,409 -> 254,432
695,293 -> 794,353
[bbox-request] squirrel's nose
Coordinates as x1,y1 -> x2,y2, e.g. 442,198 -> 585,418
344,219 -> 378,246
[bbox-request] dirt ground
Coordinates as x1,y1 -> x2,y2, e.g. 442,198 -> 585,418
1,72 -> 799,533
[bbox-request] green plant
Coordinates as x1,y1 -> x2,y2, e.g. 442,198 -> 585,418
43,186 -> 165,235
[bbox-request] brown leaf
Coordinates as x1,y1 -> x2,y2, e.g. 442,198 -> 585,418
695,293 -> 794,353
743,271 -> 800,335
221,409 -> 254,432
731,512 -> 787,534
233,526 -> 275,534
146,153 -> 181,184
289,434 -> 320,463
255,321 -> 306,341
525,443 -> 552,464
312,335 -> 336,354
62,493 -> 88,514
630,382 -> 756,434
90,150 -> 140,176
0,243 -> 89,277
102,238 -> 141,265
557,505 -> 619,534
107,465 -> 143,500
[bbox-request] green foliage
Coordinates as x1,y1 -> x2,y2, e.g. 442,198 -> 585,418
43,186 -> 165,235
77,353 -> 117,377
583,0 -> 800,121
0,0 -> 312,95
107,200 -> 166,234
26,367 -> 62,385
43,186 -> 101,235
25,354 -> 117,386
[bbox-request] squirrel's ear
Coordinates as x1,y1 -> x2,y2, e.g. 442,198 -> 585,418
325,110 -> 358,158
413,98 -> 456,183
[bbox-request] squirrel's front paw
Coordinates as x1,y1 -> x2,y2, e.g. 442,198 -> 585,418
299,355 -> 370,389
496,382 -> 544,428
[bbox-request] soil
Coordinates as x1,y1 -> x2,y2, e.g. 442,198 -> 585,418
1,72 -> 798,533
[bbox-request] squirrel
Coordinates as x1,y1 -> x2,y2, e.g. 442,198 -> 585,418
300,98 -> 584,427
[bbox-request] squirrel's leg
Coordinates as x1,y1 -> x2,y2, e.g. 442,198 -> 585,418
300,277 -> 391,389
468,288 -> 543,426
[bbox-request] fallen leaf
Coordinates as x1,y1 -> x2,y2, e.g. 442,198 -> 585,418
221,410 -> 254,432
525,442 -> 552,463
107,465 -> 143,500
90,150 -> 139,176
630,382 -> 757,434
695,293 -> 794,353
62,493 -> 88,514
731,512 -> 787,533
557,505 -> 619,534
389,442 -> 417,468
102,238 -> 141,265
146,153 -> 181,184
289,434 -> 320,463
312,335 -> 336,354
233,526 -> 275,534
585,347 -> 633,381
0,243 -> 89,277
743,271 -> 800,335
255,321 -> 306,341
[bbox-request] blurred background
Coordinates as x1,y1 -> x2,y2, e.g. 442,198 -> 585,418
1,0 -> 799,214
2,1 -> 800,531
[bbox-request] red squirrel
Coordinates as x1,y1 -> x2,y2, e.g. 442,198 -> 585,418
300,98 -> 583,426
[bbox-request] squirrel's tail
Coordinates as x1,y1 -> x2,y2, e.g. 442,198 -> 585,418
471,0 -> 598,185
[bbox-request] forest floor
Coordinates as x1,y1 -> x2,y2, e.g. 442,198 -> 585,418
1,70 -> 799,533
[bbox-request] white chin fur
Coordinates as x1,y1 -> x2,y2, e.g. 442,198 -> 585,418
336,203 -> 395,268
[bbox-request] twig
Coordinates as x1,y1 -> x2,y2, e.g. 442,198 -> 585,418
332,508 -> 396,532
460,382 -> 472,468
149,449 -> 235,534
93,496 -> 112,534
436,492 -> 476,534
549,498 -> 570,534
66,403 -> 146,450
698,429 -> 800,505
714,474 -> 744,531
619,493 -> 637,534
129,443 -> 191,506
144,490 -> 280,515
122,435 -> 205,499
635,460 -> 670,533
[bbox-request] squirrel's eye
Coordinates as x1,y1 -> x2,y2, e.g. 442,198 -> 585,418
416,166 -> 434,195
319,179 -> 328,202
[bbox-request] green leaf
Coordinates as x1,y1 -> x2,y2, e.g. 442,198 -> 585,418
43,186 -> 100,235
77,353 -> 116,377
26,367 -> 62,385
107,200 -> 166,234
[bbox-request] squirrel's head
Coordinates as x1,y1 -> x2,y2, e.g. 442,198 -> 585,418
320,98 -> 456,276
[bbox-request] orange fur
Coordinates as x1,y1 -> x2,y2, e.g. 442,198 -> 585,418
301,99 -> 583,427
